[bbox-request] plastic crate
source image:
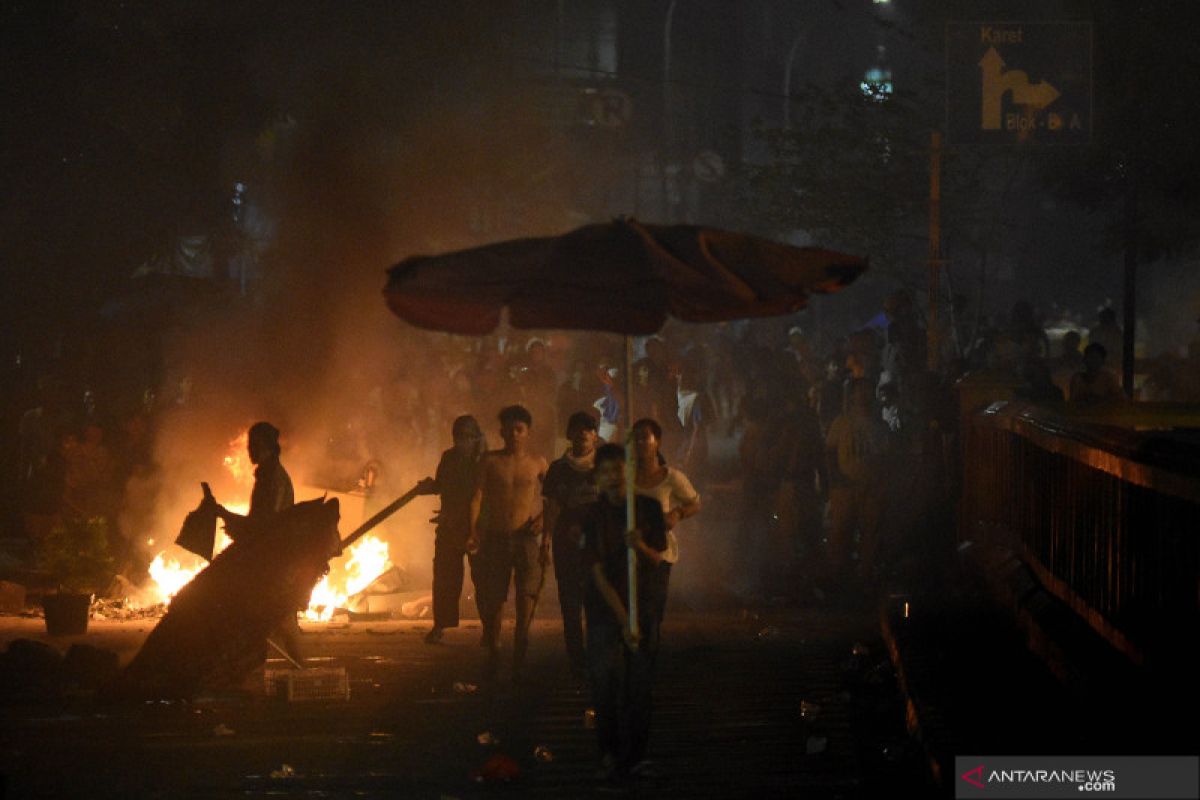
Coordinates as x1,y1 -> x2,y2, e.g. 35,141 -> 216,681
263,666 -> 350,702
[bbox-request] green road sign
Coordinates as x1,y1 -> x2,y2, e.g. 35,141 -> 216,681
946,22 -> 1091,145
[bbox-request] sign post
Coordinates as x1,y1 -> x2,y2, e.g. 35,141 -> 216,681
945,21 -> 1101,383
946,22 -> 1092,145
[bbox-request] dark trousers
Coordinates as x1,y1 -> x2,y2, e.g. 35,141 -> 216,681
432,538 -> 470,629
586,612 -> 661,769
552,537 -> 586,673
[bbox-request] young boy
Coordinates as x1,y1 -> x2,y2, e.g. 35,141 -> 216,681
542,410 -> 600,679
467,405 -> 549,678
579,443 -> 668,779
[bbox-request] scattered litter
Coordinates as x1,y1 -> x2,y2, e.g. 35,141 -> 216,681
755,626 -> 780,641
583,708 -> 596,729
400,594 -> 433,619
476,731 -> 500,746
805,736 -> 828,755
212,723 -> 235,737
90,599 -> 164,621
452,682 -> 478,695
799,700 -> 821,720
470,754 -> 520,783
269,764 -> 296,779
533,745 -> 554,763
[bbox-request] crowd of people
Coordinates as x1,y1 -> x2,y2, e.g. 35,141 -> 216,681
9,292 -> 1200,780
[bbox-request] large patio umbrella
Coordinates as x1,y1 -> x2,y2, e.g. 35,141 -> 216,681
384,216 -> 867,643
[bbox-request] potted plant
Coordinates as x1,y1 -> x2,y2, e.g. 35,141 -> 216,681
38,516 -> 114,636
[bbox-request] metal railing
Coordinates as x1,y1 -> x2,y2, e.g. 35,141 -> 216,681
960,400 -> 1200,664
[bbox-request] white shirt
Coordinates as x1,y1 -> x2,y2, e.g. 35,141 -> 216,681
634,466 -> 699,565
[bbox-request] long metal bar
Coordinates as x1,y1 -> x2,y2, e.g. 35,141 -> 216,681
625,334 -> 639,647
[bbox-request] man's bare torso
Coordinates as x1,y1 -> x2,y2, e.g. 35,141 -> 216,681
479,449 -> 548,532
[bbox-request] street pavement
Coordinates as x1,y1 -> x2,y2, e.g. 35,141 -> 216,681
0,605 -> 931,799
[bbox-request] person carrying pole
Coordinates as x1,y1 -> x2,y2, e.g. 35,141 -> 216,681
580,442 -> 668,780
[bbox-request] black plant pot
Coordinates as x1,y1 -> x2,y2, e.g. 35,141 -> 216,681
42,593 -> 91,636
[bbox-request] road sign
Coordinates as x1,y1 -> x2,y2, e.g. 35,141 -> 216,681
946,22 -> 1091,145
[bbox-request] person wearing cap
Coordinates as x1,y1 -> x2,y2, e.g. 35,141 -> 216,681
542,410 -> 601,680
213,421 -> 295,537
211,421 -> 302,663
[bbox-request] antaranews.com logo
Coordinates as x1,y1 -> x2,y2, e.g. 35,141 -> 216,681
960,764 -> 1116,792
954,756 -> 1198,799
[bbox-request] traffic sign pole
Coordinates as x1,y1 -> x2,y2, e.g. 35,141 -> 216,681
928,130 -> 943,372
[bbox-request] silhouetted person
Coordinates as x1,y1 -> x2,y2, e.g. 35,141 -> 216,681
825,384 -> 886,589
417,415 -> 486,644
1051,331 -> 1084,396
212,421 -> 302,664
517,339 -> 558,459
1008,300 -> 1049,360
542,411 -> 600,680
581,443 -> 668,780
1069,343 -> 1123,404
1089,308 -> 1123,373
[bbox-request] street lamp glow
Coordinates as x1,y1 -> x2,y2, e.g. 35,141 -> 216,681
860,67 -> 893,101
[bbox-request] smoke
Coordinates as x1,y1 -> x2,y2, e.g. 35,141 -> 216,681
118,7 -> 590,580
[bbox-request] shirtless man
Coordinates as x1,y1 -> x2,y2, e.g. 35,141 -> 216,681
467,405 -> 549,678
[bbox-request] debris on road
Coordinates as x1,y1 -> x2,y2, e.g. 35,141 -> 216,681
533,745 -> 554,762
470,754 -> 520,783
755,626 -> 781,641
476,730 -> 499,746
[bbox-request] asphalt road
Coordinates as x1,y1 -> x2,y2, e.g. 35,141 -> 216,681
0,607 -> 929,799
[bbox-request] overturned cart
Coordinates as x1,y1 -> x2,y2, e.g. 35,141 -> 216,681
115,488 -> 419,700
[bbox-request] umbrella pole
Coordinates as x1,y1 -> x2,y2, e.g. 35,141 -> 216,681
624,335 -> 640,648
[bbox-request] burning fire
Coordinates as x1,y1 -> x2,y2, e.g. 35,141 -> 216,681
222,430 -> 253,486
140,429 -> 393,618
303,535 -> 391,621
145,522 -> 390,618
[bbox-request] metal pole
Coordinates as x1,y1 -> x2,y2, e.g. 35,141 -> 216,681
661,0 -> 678,220
928,130 -> 942,372
624,335 -> 639,646
1122,177 -> 1138,397
783,32 -> 804,130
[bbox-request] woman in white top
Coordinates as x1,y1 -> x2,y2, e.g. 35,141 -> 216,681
632,418 -> 701,617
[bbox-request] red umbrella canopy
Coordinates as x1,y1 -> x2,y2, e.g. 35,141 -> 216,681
383,218 -> 867,335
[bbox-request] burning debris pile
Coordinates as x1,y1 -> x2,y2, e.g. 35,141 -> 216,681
124,431 -> 400,622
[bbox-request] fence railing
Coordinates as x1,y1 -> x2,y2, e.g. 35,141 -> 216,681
960,400 -> 1200,665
